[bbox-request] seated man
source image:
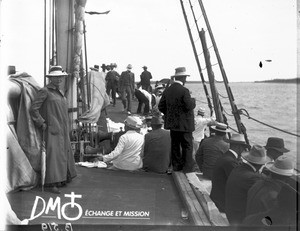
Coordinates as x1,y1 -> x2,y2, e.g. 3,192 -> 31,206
97,116 -> 144,171
195,122 -> 229,179
264,137 -> 289,161
142,115 -> 171,173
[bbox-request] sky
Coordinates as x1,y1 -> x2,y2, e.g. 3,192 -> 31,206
0,0 -> 297,86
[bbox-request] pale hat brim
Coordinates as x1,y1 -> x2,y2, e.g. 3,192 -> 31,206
265,162 -> 295,176
171,72 -> 190,77
241,152 -> 272,165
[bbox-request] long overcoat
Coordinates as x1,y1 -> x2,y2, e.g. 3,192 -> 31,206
158,82 -> 195,132
30,83 -> 77,184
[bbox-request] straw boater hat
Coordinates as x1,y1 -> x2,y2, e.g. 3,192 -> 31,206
265,137 -> 289,153
127,64 -> 133,69
46,66 -> 68,77
265,155 -> 295,176
90,65 -> 99,71
224,133 -> 251,148
171,67 -> 190,77
197,107 -> 205,116
241,145 -> 271,165
124,116 -> 143,129
210,122 -> 229,133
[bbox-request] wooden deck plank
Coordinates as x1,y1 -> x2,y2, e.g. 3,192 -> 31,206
172,172 -> 211,226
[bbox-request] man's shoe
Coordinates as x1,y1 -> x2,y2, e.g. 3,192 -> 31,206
127,111 -> 131,115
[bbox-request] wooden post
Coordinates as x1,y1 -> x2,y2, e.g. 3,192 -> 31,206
199,29 -> 223,122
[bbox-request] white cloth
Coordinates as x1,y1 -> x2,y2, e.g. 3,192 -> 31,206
138,87 -> 152,110
103,130 -> 144,170
229,149 -> 238,159
193,115 -> 215,142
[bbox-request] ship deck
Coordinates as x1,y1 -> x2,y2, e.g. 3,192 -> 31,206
7,98 -> 229,230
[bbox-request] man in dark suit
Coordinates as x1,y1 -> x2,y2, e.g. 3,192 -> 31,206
158,67 -> 197,173
210,133 -> 250,213
225,145 -> 271,225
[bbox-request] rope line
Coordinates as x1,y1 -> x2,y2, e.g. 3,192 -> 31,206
240,109 -> 299,137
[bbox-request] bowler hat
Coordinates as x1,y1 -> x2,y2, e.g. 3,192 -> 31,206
241,145 -> 271,165
124,116 -> 142,129
90,65 -> 99,71
224,133 -> 250,148
211,122 -> 229,133
127,64 -> 133,69
265,155 -> 295,176
265,137 -> 289,153
171,67 -> 190,77
46,66 -> 68,77
151,116 -> 164,125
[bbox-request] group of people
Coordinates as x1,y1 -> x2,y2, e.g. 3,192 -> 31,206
9,63 -> 298,229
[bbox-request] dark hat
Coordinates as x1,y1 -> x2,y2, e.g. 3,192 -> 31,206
224,133 -> 250,148
241,145 -> 271,165
46,66 -> 68,77
142,66 -> 147,69
265,137 -> 289,153
101,64 -> 106,69
8,65 -> 16,75
210,122 -> 229,133
171,67 -> 190,77
151,116 -> 164,125
265,155 -> 295,176
90,65 -> 99,71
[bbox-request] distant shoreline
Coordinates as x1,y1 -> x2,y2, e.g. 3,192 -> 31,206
254,78 -> 299,84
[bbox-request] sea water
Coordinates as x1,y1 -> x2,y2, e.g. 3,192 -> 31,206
184,82 -> 299,170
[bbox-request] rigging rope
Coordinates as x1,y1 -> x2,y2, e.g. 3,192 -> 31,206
239,109 -> 300,137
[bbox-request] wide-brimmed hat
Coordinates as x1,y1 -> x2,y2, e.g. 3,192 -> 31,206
151,116 -> 164,125
224,134 -> 251,148
197,107 -> 205,116
124,116 -> 142,129
265,137 -> 289,153
210,122 -> 229,133
90,65 -> 99,71
127,64 -> 133,69
241,145 -> 271,165
265,155 -> 295,176
46,66 -> 68,77
171,67 -> 190,77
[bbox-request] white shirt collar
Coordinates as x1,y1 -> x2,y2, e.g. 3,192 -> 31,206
173,80 -> 183,85
229,149 -> 238,159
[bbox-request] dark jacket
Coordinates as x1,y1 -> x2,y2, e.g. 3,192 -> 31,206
195,135 -> 229,179
143,129 -> 171,173
30,83 -> 77,184
158,82 -> 195,132
225,163 -> 262,225
119,70 -> 134,90
246,178 -> 284,217
210,150 -> 240,212
106,70 -> 120,85
140,70 -> 152,87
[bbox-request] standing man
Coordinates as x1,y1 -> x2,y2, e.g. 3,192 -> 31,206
192,107 -> 216,158
105,63 -> 120,106
140,66 -> 152,92
30,66 -> 77,194
210,134 -> 250,213
119,64 -> 134,114
158,67 -> 197,173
